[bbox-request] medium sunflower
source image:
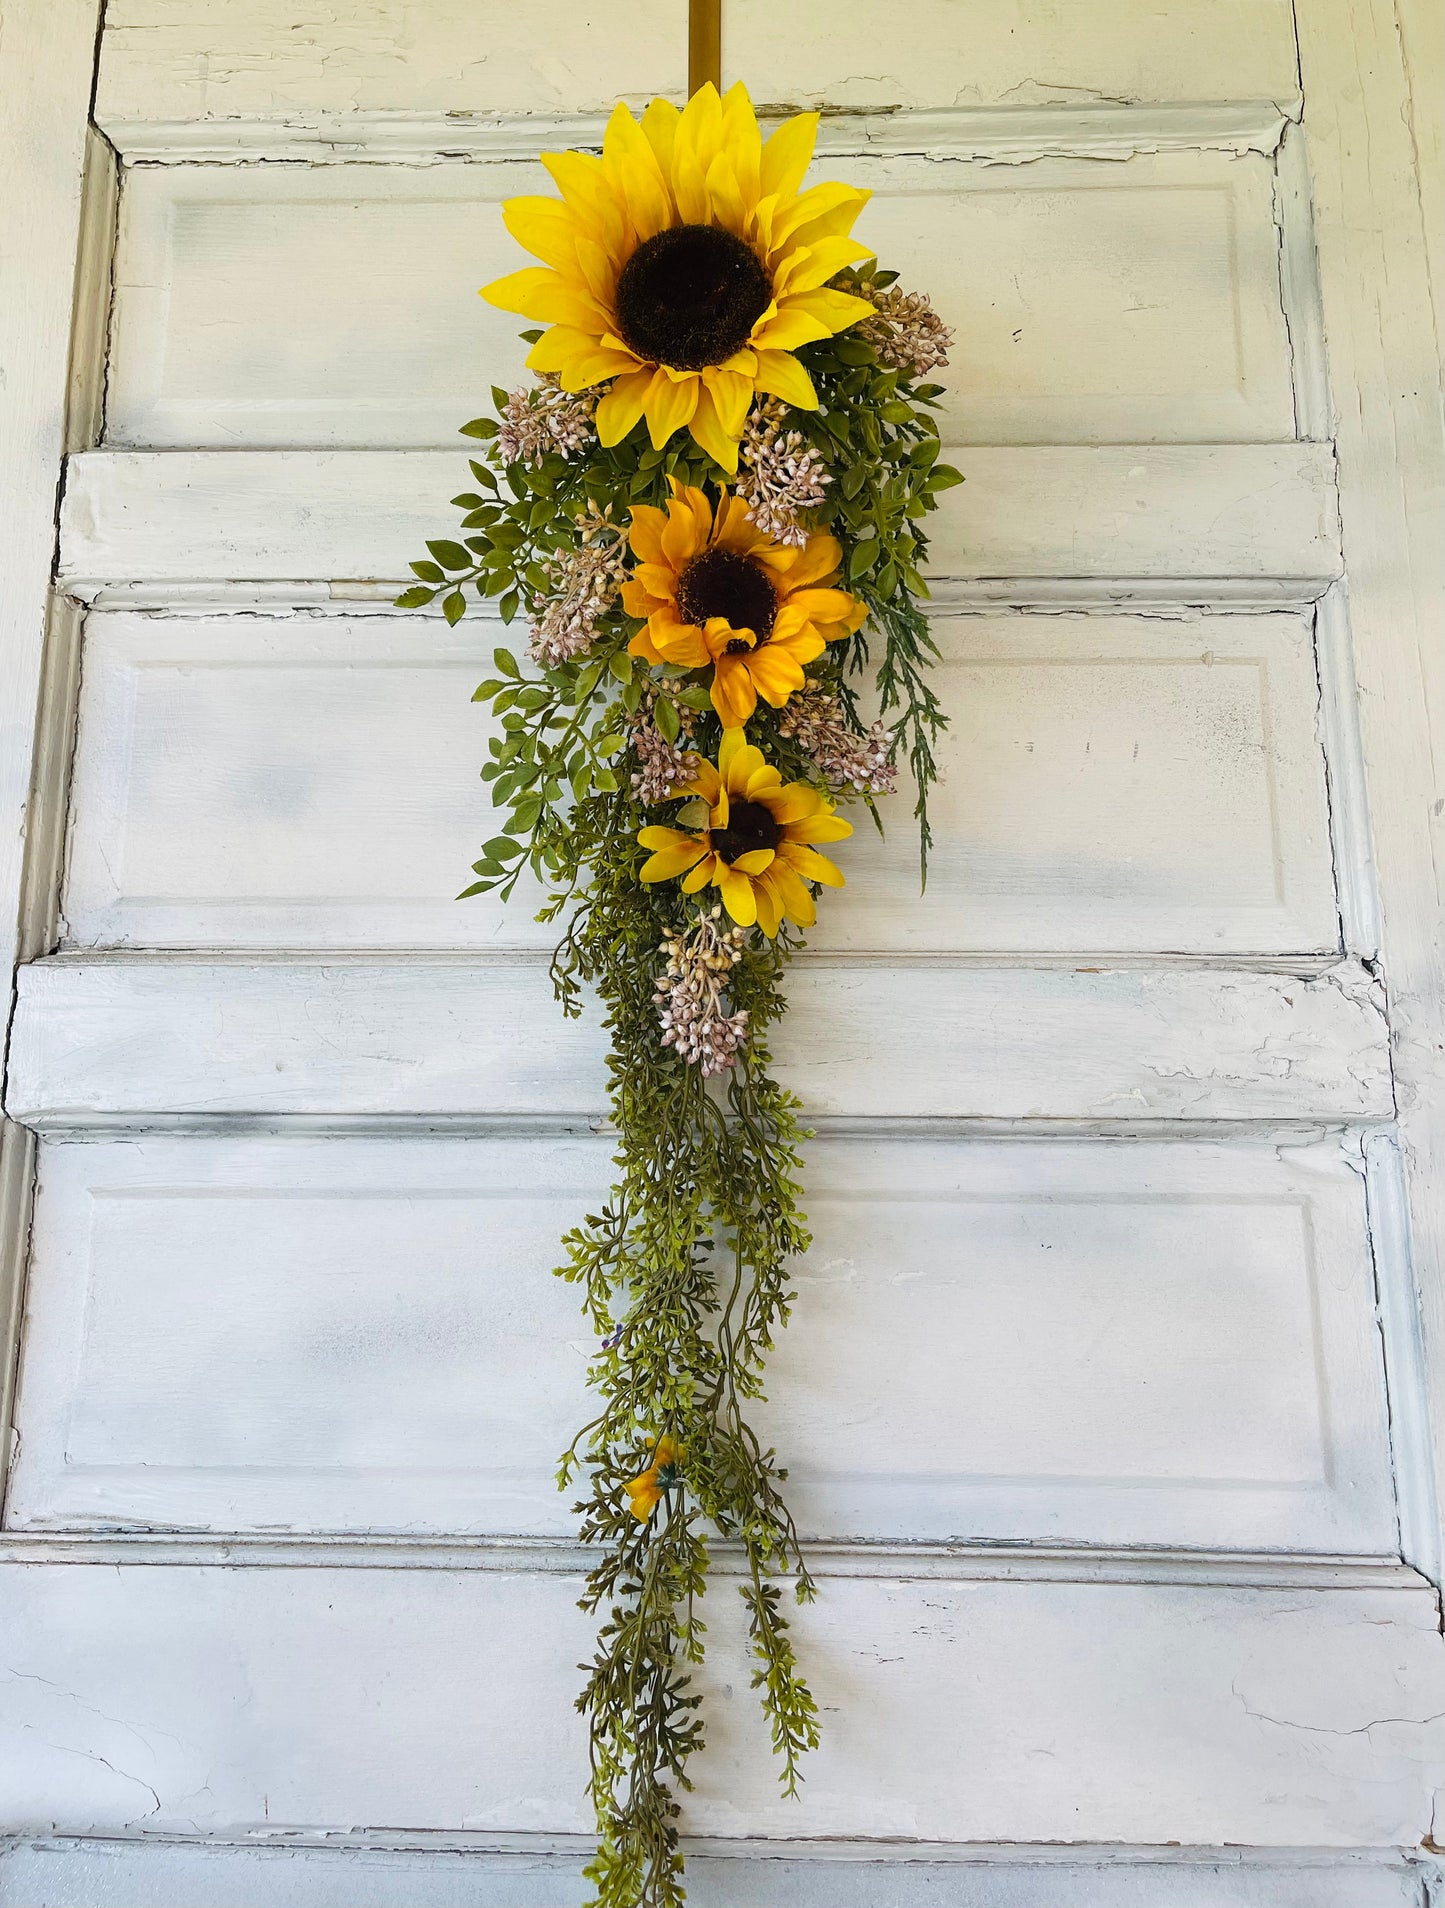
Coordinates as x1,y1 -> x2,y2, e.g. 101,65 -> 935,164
638,729 -> 851,935
623,478 -> 862,727
481,82 -> 876,472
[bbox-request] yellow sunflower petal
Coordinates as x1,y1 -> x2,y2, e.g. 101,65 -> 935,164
774,235 -> 877,297
720,82 -> 763,209
753,870 -> 784,938
779,285 -> 877,336
763,786 -> 822,825
501,197 -> 581,272
786,811 -> 854,844
785,531 -> 845,588
779,841 -> 847,886
642,366 -> 701,449
595,367 -> 656,446
661,494 -> 710,568
771,860 -> 820,926
705,369 -> 753,440
572,232 -> 623,305
688,382 -> 743,472
526,327 -> 638,387
731,848 -> 776,875
640,96 -> 681,178
760,111 -> 820,203
771,183 -> 870,253
680,856 -> 716,893
746,645 -> 809,706
632,561 -> 680,599
628,505 -> 669,565
719,727 -> 765,792
714,862 -> 759,927
480,266 -> 572,319
743,757 -> 784,798
711,659 -> 757,728
785,192 -> 875,254
750,305 -> 834,353
641,841 -> 709,883
602,101 -> 673,243
647,615 -> 712,669
627,627 -> 666,665
705,150 -> 747,236
784,586 -> 857,621
541,148 -> 608,216
752,349 -> 819,411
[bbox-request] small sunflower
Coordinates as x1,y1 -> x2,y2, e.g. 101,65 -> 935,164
623,479 -> 862,728
625,1435 -> 683,1522
481,82 -> 876,471
638,729 -> 851,936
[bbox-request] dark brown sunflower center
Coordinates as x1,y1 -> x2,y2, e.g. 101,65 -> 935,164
710,800 -> 782,865
676,547 -> 777,639
614,223 -> 772,371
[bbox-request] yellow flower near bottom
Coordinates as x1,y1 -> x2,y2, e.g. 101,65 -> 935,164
625,1435 -> 683,1522
638,729 -> 851,936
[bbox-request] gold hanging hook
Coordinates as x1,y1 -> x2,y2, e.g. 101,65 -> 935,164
688,0 -> 722,95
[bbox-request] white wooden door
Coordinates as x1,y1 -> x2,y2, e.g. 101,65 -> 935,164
2,3 -> 1443,1903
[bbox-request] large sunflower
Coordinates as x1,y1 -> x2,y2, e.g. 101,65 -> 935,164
481,82 -> 876,471
638,729 -> 851,935
623,478 -> 862,727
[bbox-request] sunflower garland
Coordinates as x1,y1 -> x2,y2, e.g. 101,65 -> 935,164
399,81 -> 959,1908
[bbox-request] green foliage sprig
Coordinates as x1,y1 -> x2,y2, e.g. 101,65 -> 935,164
399,266 -> 955,1908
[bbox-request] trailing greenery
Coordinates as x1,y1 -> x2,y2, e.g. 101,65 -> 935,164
399,266 -> 955,1908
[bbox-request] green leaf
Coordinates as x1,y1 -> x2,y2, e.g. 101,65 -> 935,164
457,880 -> 495,898
460,418 -> 499,439
443,589 -> 466,626
608,650 -> 634,683
519,327 -> 544,344
654,696 -> 681,742
482,835 -> 525,861
499,589 -> 520,624
491,384 -> 510,411
394,585 -> 436,608
450,493 -> 485,509
410,559 -> 445,583
494,648 -> 520,678
469,461 -> 498,489
847,540 -> 876,580
427,539 -> 473,571
927,465 -> 965,492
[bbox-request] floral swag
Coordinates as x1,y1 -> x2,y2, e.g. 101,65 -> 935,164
399,82 -> 958,1908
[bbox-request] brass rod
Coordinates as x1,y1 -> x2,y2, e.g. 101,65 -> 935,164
688,0 -> 722,95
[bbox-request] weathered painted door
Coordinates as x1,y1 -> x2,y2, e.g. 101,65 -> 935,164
2,2 -> 1443,1902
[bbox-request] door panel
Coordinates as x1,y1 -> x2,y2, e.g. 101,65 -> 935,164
61,610 -> 1337,953
106,150 -> 1295,449
1,1560 -> 1440,1847
6,1135 -> 1395,1552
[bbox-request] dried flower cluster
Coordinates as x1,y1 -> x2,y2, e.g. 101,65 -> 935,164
497,374 -> 597,469
778,686 -> 898,795
626,685 -> 698,804
529,502 -> 629,668
737,398 -> 832,547
654,909 -> 750,1075
860,286 -> 953,378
